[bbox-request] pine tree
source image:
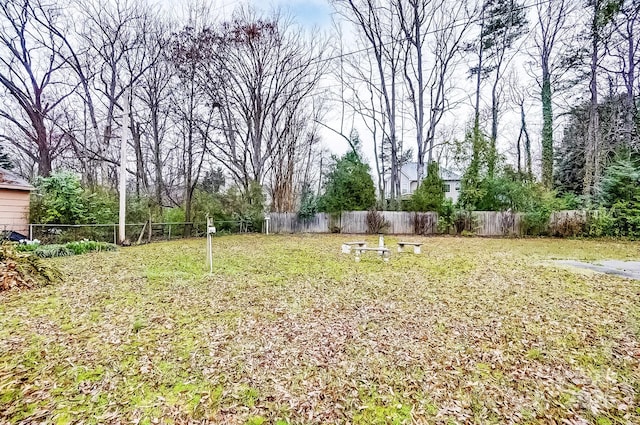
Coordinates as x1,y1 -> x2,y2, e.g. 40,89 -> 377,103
410,162 -> 445,213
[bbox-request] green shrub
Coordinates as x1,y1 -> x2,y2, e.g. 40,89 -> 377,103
65,240 -> 117,255
163,207 -> 186,223
30,173 -> 88,224
30,173 -> 119,225
34,244 -> 73,258
586,209 -> 615,237
437,199 -> 455,234
15,241 -> 40,252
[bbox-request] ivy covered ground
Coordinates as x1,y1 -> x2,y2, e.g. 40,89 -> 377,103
1,235 -> 639,424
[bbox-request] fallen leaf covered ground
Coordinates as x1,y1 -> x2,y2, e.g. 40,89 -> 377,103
1,235 -> 639,424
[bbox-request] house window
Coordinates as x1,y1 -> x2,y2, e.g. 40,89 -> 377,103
443,183 -> 451,193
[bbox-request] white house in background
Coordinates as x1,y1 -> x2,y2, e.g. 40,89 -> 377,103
386,162 -> 462,204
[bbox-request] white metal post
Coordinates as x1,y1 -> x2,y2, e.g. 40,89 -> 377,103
206,217 -> 215,273
206,217 -> 211,272
118,87 -> 131,245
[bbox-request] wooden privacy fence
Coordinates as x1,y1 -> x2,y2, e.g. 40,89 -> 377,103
340,211 -> 419,234
472,211 -> 522,236
269,210 -> 526,236
267,212 -> 331,233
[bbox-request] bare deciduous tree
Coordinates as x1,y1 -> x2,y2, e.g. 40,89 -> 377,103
0,0 -> 72,176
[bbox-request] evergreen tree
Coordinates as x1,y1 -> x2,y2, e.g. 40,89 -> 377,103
555,95 -> 633,195
318,151 -> 376,213
410,162 -> 445,213
598,155 -> 640,237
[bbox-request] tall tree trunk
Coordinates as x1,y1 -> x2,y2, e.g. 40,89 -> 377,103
584,7 -> 600,197
541,64 -> 554,188
151,106 -> 164,206
488,76 -> 499,177
132,121 -> 146,197
624,24 -> 636,146
33,114 -> 52,177
474,8 -> 485,132
522,103 -> 532,177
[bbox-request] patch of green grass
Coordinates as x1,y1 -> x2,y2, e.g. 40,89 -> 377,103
1,235 -> 639,424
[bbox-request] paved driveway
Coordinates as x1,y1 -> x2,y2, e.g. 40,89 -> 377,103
555,260 -> 640,280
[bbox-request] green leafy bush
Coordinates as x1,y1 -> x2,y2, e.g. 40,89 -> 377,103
34,244 -> 73,258
586,209 -> 616,237
65,240 -> 117,255
30,173 -> 122,225
163,207 -> 186,223
15,241 -> 40,252
437,199 -> 455,234
30,173 -> 89,224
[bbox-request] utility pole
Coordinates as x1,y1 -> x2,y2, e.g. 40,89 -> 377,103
119,87 -> 131,245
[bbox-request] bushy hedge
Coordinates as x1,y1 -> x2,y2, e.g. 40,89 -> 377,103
16,240 -> 117,258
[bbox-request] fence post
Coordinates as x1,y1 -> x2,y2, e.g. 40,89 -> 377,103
113,225 -> 117,244
168,224 -> 171,240
29,224 -> 33,241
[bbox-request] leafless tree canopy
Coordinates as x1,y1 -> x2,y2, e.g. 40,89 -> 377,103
0,0 -> 638,211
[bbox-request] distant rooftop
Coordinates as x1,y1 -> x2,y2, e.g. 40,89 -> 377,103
0,167 -> 34,191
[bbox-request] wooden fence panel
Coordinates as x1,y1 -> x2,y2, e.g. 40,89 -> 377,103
269,212 -> 330,233
548,210 -> 590,236
549,210 -> 588,226
473,211 -> 523,236
269,210 -> 593,236
381,211 -> 414,234
340,211 -> 368,233
413,212 -> 439,235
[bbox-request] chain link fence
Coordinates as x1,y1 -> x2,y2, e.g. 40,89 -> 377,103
1,220 -> 256,245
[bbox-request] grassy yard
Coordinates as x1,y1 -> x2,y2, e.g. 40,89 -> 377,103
1,235 -> 639,424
